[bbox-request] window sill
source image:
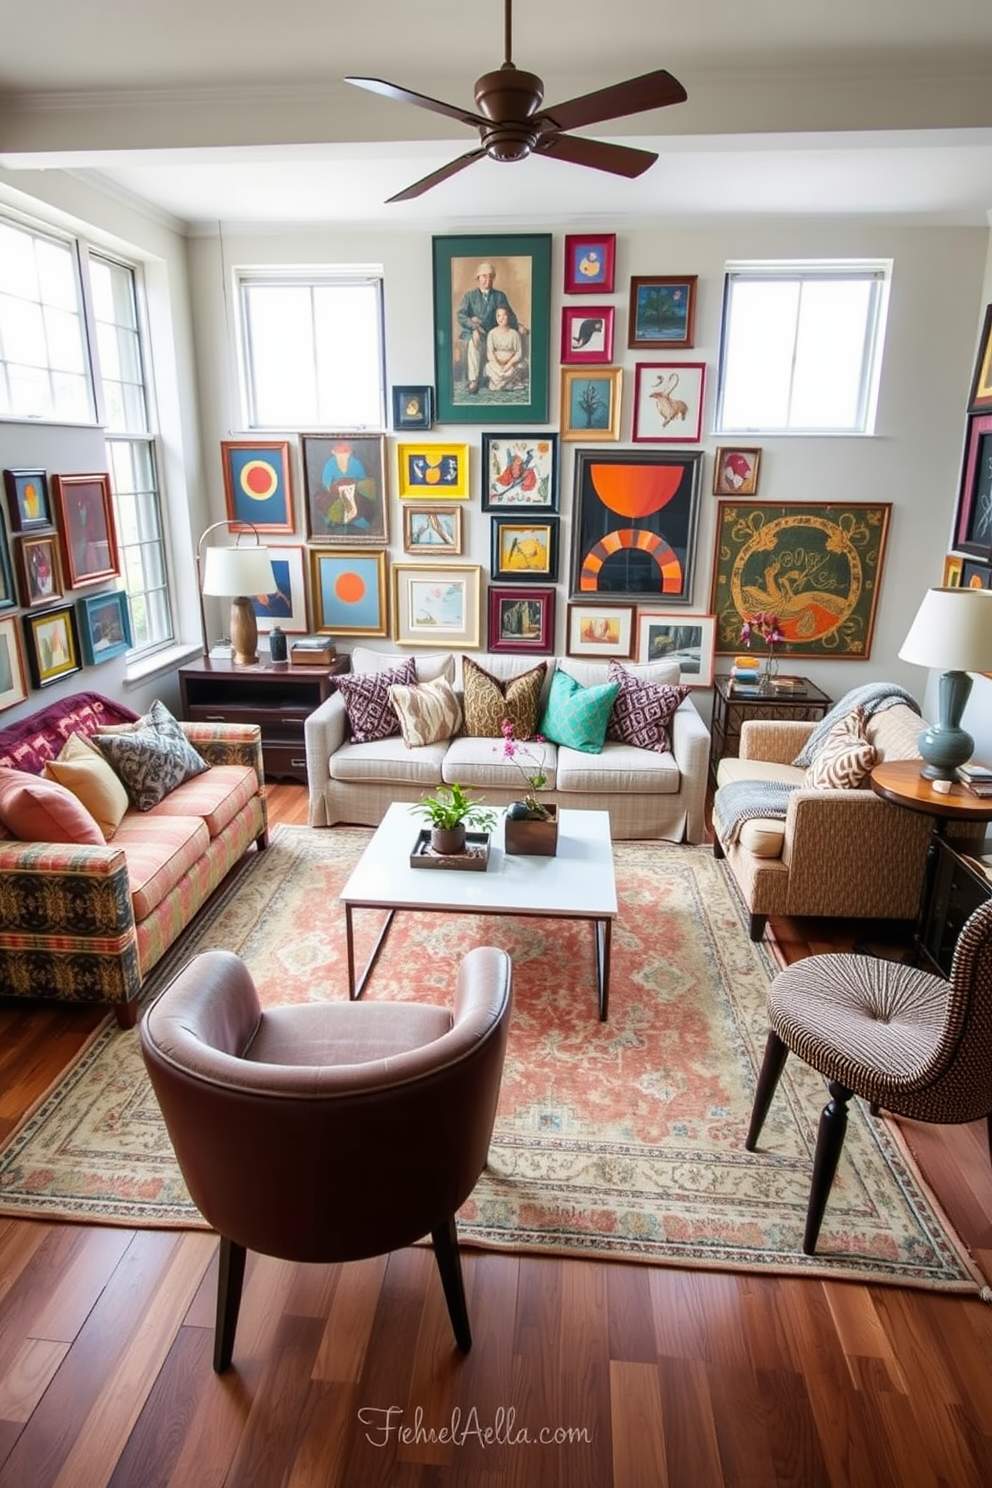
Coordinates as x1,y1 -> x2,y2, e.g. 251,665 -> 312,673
123,642 -> 202,689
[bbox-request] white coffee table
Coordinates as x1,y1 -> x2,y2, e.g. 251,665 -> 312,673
340,802 -> 618,1018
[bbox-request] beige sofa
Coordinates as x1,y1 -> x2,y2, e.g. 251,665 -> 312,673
712,702 -> 982,939
305,648 -> 711,842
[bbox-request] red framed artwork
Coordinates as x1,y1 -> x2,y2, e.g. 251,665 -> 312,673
560,305 -> 615,365
51,473 -> 120,587
954,411 -> 992,557
487,585 -> 556,654
563,234 -> 616,294
632,363 -> 706,443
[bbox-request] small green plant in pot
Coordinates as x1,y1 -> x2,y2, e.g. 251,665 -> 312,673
412,783 -> 496,855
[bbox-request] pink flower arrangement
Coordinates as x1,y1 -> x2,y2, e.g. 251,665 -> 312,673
499,719 -> 553,818
739,611 -> 785,654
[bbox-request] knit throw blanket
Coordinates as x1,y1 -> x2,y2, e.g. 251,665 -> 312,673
713,682 -> 922,848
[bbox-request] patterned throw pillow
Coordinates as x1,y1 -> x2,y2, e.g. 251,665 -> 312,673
804,705 -> 878,789
538,669 -> 620,754
44,732 -> 130,839
0,767 -> 104,844
462,657 -> 547,737
93,699 -> 208,811
605,662 -> 689,754
388,676 -> 463,748
335,658 -> 417,743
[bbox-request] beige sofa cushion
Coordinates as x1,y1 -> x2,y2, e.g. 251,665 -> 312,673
866,704 -> 922,762
351,647 -> 455,685
714,757 -> 806,858
557,657 -> 681,690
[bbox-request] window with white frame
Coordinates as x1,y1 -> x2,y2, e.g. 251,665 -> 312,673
715,262 -> 890,436
0,217 -> 94,422
238,270 -> 385,429
88,252 -> 174,656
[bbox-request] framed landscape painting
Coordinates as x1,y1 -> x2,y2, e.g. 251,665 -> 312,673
628,276 -> 697,349
636,611 -> 716,687
566,602 -> 635,659
488,585 -> 556,654
301,434 -> 389,545
432,233 -> 552,423
0,615 -> 28,712
709,500 -> 892,658
569,449 -> 704,605
560,367 -> 622,441
490,514 -> 559,583
221,440 -> 293,533
481,434 -> 558,511
402,505 -> 463,555
77,589 -> 132,665
392,564 -> 482,648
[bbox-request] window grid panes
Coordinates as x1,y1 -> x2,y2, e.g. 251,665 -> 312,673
0,219 -> 93,421
715,265 -> 888,436
89,252 -> 174,656
239,274 -> 385,430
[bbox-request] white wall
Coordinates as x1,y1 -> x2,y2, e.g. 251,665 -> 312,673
188,217 -> 988,725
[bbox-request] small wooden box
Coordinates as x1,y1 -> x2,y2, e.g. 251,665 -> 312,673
504,806 -> 559,856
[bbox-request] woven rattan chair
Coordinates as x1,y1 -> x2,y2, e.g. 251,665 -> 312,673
745,900 -> 992,1254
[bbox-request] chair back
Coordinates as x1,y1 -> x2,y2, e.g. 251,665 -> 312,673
140,946 -> 512,1263
918,899 -> 992,1125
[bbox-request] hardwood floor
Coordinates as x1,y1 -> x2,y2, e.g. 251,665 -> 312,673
1,783 -> 991,1487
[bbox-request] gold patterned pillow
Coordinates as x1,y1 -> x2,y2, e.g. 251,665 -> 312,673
388,676 -> 463,748
461,657 -> 547,738
804,705 -> 877,790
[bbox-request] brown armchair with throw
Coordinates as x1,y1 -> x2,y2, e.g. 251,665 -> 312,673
140,945 -> 513,1371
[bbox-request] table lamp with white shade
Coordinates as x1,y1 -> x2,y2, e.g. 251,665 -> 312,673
898,586 -> 992,780
197,521 -> 277,665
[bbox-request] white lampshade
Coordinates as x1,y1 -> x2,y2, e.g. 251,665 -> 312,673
899,587 -> 992,671
201,544 -> 276,599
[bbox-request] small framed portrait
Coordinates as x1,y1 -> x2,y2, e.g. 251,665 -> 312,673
220,441 -> 294,533
632,362 -> 706,443
566,602 -> 635,659
563,234 -> 616,294
560,367 -> 623,442
23,604 -> 81,688
490,515 -> 559,583
961,556 -> 992,589
560,306 -> 615,365
77,590 -> 133,665
51,472 -> 120,588
402,505 -> 463,555
392,563 -> 482,649
488,585 -> 556,654
15,531 -> 63,608
942,553 -> 963,587
713,446 -> 762,496
628,276 -> 697,350
636,612 -> 717,687
968,303 -> 992,413
309,550 -> 387,636
481,434 -> 558,511
301,433 -> 389,546
391,385 -> 434,430
954,411 -> 992,557
3,468 -> 52,532
250,544 -> 308,634
0,615 -> 29,713
396,442 -> 470,499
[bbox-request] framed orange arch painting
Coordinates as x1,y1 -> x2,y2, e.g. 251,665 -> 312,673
568,449 -> 704,604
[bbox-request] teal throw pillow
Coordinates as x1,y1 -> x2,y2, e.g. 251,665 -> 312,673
539,670 -> 620,754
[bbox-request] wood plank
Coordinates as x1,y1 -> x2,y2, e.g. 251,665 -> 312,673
657,1355 -> 723,1488
609,1360 -> 667,1488
311,1254 -> 389,1383
0,1337 -> 69,1424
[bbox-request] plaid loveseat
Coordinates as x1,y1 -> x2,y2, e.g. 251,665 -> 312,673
0,691 -> 267,1026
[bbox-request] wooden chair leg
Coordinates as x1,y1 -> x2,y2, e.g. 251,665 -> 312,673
749,912 -> 767,941
746,1030 -> 790,1151
431,1215 -> 472,1353
214,1235 -> 247,1373
803,1080 -> 854,1255
712,835 -> 725,860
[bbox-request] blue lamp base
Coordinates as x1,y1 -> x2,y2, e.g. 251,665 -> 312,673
917,670 -> 975,781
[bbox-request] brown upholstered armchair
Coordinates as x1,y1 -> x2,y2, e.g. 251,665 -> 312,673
140,945 -> 512,1371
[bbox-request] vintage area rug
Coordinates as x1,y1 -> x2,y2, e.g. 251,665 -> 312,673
0,825 -> 984,1293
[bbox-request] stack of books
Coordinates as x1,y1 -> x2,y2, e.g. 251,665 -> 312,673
729,655 -> 762,693
958,761 -> 992,798
289,635 -> 337,667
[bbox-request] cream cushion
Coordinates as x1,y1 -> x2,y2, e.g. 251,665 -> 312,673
44,731 -> 130,839
388,675 -> 463,748
714,756 -> 805,858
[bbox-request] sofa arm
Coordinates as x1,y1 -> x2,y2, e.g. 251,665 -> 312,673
670,699 -> 711,843
181,721 -> 264,782
304,693 -> 349,826
739,718 -> 816,764
0,840 -> 141,1009
781,789 -> 933,919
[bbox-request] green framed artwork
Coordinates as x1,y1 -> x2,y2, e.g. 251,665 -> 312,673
709,501 -> 892,658
432,233 -> 552,423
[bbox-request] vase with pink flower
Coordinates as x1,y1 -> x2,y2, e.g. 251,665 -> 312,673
739,611 -> 785,691
498,719 -> 559,855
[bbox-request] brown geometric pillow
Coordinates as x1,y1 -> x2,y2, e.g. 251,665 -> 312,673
605,662 -> 688,754
804,705 -> 877,789
461,657 -> 546,738
335,658 -> 417,743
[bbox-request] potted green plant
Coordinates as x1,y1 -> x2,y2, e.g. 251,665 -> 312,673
412,783 -> 496,855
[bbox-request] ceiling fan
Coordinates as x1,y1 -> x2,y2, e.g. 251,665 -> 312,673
344,0 -> 687,202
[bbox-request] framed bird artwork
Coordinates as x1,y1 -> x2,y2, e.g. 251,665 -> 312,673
561,306 -> 615,365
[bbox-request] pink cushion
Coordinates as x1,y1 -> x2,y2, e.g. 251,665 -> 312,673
335,658 -> 417,743
605,662 -> 688,754
0,767 -> 104,844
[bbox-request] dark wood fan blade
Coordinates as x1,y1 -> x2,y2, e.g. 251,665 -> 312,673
345,76 -> 485,131
534,70 -> 686,133
386,148 -> 488,203
535,133 -> 658,179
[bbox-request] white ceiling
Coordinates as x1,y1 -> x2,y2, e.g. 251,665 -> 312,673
2,0 -> 992,231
